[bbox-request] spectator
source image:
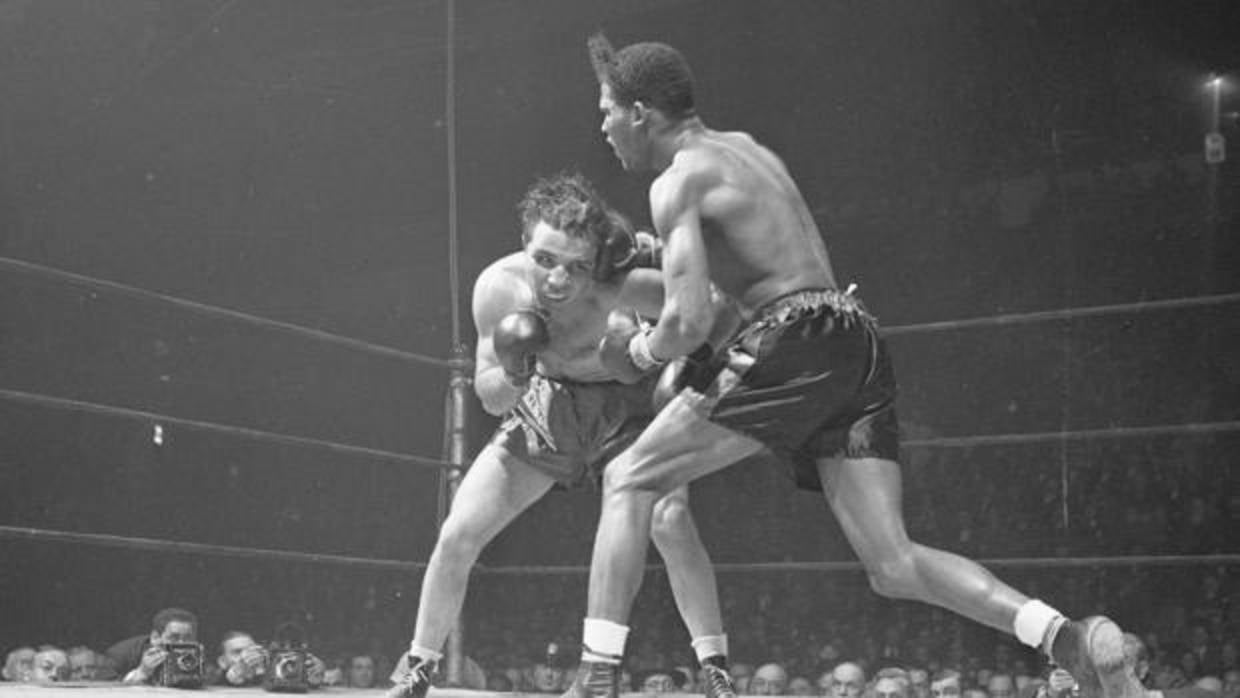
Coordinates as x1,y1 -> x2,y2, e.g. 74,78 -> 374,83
876,675 -> 913,698
347,654 -> 378,688
104,607 -> 199,685
31,646 -> 69,682
931,669 -> 963,698
212,631 -> 267,687
729,663 -> 754,694
816,669 -> 835,695
830,662 -> 867,698
909,667 -> 931,698
1219,669 -> 1239,698
67,646 -> 115,681
787,676 -> 814,696
487,672 -> 514,692
636,668 -> 683,695
987,673 -> 1017,698
750,663 -> 790,696
2,647 -> 36,682
529,658 -> 568,693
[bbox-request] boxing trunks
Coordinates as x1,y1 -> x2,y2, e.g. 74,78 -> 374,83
490,372 -> 658,487
675,288 -> 900,491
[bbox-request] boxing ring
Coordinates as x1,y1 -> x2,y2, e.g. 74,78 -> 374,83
5,239 -> 1238,690
3,1 -> 1240,697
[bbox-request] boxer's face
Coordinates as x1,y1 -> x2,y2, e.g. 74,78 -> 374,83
525,220 -> 596,306
599,83 -> 646,171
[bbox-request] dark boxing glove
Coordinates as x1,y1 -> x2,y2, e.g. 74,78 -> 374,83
492,310 -> 550,385
651,342 -> 716,412
593,211 -> 663,281
598,310 -> 662,384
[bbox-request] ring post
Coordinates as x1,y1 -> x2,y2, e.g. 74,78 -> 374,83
443,345 -> 471,686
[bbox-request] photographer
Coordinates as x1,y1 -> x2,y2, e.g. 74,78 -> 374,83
211,629 -> 326,689
211,631 -> 267,687
104,607 -> 200,685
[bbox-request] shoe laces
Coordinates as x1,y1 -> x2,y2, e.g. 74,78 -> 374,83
703,665 -> 736,698
583,662 -> 616,694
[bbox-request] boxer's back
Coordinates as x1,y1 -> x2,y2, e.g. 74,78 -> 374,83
658,129 -> 838,316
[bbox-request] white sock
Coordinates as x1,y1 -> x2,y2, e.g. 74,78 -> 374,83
691,635 -> 729,663
1013,599 -> 1065,649
581,618 -> 629,665
407,643 -> 443,663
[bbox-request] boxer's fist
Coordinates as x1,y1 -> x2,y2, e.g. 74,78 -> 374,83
493,310 -> 549,384
599,310 -> 657,384
630,231 -> 662,269
651,343 -> 715,411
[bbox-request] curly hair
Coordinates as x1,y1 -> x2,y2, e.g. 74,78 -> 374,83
517,172 -> 618,249
588,32 -> 695,119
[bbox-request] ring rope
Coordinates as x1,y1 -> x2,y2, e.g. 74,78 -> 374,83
881,292 -> 1240,337
477,554 -> 1240,575
0,387 -> 452,470
0,525 -> 424,572
903,420 -> 1240,449
7,525 -> 1230,575
0,256 -> 460,369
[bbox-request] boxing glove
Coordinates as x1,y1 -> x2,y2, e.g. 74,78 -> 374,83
493,310 -> 550,384
598,310 -> 660,384
651,343 -> 716,411
593,211 -> 663,281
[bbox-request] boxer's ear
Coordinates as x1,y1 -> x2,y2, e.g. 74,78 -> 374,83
632,100 -> 651,125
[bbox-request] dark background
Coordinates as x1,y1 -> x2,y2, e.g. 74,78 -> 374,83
0,0 -> 1237,659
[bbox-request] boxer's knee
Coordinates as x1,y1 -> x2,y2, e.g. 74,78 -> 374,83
863,547 -> 920,600
433,514 -> 487,566
601,450 -> 666,495
650,495 -> 694,549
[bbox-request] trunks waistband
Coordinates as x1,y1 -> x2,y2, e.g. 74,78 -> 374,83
749,287 -> 875,327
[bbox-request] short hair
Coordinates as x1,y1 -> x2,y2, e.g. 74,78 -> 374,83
517,171 -> 622,249
932,669 -> 963,683
588,33 -> 695,119
151,607 -> 198,633
218,631 -> 254,654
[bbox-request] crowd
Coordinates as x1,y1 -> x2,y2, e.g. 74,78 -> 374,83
5,566 -> 1238,697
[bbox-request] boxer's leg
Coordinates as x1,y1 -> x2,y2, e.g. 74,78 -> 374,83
566,397 -> 763,698
390,444 -> 555,697
819,455 -> 1143,698
651,486 -> 736,697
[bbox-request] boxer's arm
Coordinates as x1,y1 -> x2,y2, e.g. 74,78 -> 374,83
471,262 -> 535,416
644,166 -> 715,360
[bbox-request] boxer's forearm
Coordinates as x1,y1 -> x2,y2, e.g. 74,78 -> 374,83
474,365 -> 526,415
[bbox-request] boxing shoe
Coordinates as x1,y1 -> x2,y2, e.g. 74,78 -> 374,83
701,663 -> 738,698
1048,616 -> 1143,698
561,660 -> 619,698
386,655 -> 434,698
